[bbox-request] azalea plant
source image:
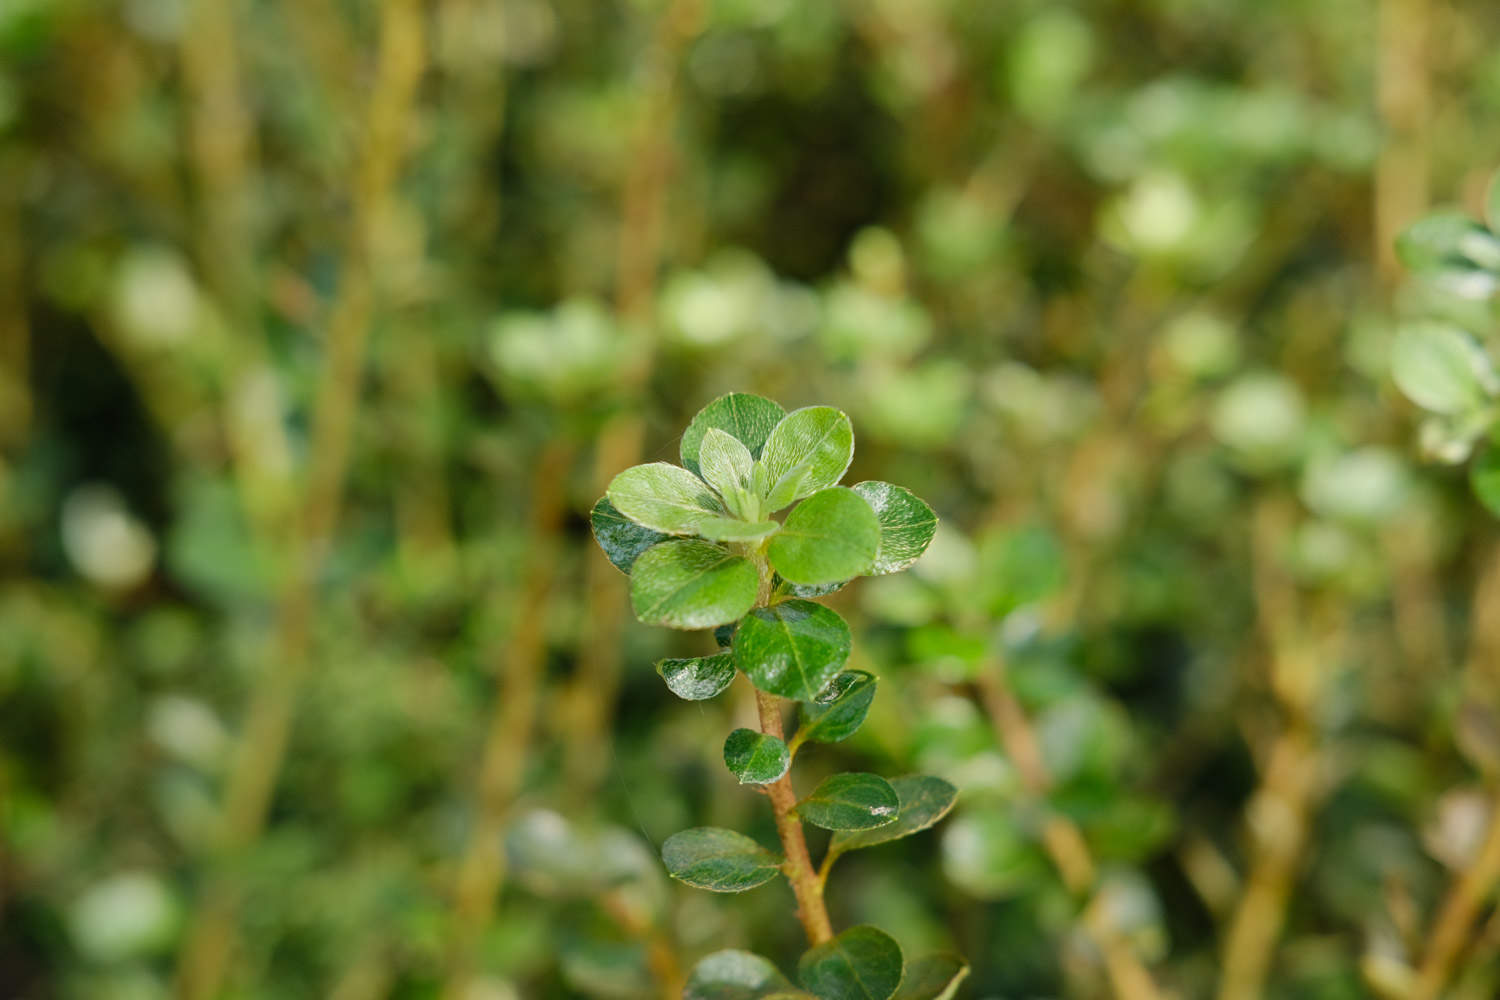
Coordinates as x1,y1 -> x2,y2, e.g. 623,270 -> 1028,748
591,393 -> 966,1000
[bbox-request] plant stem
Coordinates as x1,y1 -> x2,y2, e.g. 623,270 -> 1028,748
756,688 -> 833,947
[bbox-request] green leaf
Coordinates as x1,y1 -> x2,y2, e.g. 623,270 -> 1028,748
829,775 -> 959,856
890,955 -> 968,1000
1397,211 -> 1498,271
661,828 -> 783,893
697,516 -> 782,542
723,728 -> 791,784
591,497 -> 670,573
761,407 -> 855,506
797,925 -> 904,1000
768,488 -> 880,584
796,671 -> 876,746
608,462 -> 726,535
1472,449 -> 1500,518
657,653 -> 736,700
686,951 -> 802,1000
734,600 -> 852,701
780,578 -> 848,599
682,393 -> 787,476
1391,321 -> 1498,415
851,482 -> 938,575
630,540 -> 758,629
700,427 -> 757,507
795,773 -> 899,831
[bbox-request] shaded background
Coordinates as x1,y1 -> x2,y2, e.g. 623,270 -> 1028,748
4,0 -> 1500,997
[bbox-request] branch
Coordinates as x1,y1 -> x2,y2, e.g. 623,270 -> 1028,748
757,689 -> 834,946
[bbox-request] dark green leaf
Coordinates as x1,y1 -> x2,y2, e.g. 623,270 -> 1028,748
698,516 -> 782,542
768,487 -> 879,585
661,828 -> 783,893
686,951 -> 801,1000
796,671 -> 876,746
761,407 -> 855,506
630,540 -> 758,630
734,600 -> 852,701
591,497 -> 669,573
890,955 -> 968,1000
682,393 -> 787,476
658,653 -> 736,700
723,728 -> 791,784
795,773 -> 899,831
797,925 -> 904,1000
1472,449 -> 1500,518
608,462 -> 725,535
829,776 -> 958,856
851,482 -> 938,575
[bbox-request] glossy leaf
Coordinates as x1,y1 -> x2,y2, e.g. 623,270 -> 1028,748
723,728 -> 791,784
851,482 -> 938,575
761,407 -> 855,506
590,497 -> 669,573
890,955 -> 969,1000
661,828 -> 783,893
630,540 -> 758,629
1472,448 -> 1500,518
686,951 -> 806,1000
700,428 -> 757,505
1390,321 -> 1498,416
829,775 -> 959,856
768,487 -> 880,584
734,600 -> 852,701
797,925 -> 904,1000
608,462 -> 726,535
658,653 -> 736,701
682,393 -> 787,476
781,578 -> 848,599
795,773 -> 899,831
796,671 -> 876,746
697,516 -> 782,542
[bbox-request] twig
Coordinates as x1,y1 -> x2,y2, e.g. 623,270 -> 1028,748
174,4 -> 426,996
1375,0 -> 1431,283
758,689 -> 834,946
1410,800 -> 1500,1000
441,442 -> 575,999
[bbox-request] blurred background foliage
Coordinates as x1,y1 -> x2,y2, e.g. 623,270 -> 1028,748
6,0 -> 1500,998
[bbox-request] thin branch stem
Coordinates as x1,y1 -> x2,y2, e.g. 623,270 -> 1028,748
757,689 -> 833,947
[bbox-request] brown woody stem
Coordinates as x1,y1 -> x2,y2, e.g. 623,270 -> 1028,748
757,688 -> 834,946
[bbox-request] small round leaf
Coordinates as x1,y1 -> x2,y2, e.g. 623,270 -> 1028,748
768,488 -> 880,585
658,653 -> 736,701
797,925 -> 904,1000
851,482 -> 938,575
1390,321 -> 1497,416
734,600 -> 852,701
699,427 -> 756,501
591,497 -> 669,573
608,462 -> 726,535
630,540 -> 758,630
662,828 -> 783,893
723,728 -> 791,784
795,773 -> 899,831
682,393 -> 787,476
797,671 -> 877,745
829,775 -> 958,856
761,407 -> 855,507
686,951 -> 800,1000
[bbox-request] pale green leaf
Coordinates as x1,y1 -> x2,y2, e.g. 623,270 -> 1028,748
661,828 -> 782,892
630,540 -> 758,629
890,955 -> 968,1000
1390,321 -> 1498,416
761,407 -> 855,506
797,925 -> 904,1000
686,951 -> 802,1000
723,728 -> 791,784
700,428 -> 756,502
733,600 -> 852,701
657,653 -> 736,700
682,394 -> 787,476
608,462 -> 726,535
1397,211 -> 1498,271
767,488 -> 879,584
851,482 -> 938,575
590,497 -> 669,573
795,773 -> 899,831
697,517 -> 782,542
796,671 -> 876,746
829,776 -> 958,856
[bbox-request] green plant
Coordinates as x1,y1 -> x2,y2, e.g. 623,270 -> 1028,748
591,393 -> 965,1000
